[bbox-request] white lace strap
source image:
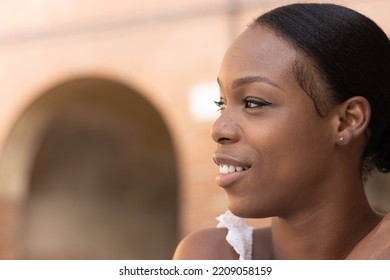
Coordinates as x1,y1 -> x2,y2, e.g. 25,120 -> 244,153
216,210 -> 253,260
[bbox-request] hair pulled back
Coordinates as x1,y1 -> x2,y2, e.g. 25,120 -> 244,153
253,3 -> 390,173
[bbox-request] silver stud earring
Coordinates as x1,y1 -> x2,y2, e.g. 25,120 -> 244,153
337,136 -> 344,145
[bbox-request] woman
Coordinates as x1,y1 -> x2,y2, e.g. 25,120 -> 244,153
174,3 -> 390,259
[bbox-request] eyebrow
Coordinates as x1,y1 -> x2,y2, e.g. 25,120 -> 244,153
217,75 -> 284,91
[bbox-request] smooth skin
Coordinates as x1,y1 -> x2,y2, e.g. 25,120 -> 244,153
174,26 -> 389,260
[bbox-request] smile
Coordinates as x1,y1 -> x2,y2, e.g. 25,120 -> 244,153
216,166 -> 250,188
219,164 -> 250,174
213,154 -> 251,188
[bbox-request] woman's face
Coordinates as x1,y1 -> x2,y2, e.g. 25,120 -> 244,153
212,26 -> 337,218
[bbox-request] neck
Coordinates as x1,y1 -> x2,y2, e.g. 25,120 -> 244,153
270,178 -> 381,260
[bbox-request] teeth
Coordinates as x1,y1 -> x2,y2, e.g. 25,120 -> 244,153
220,165 -> 228,174
228,165 -> 235,173
219,164 -> 248,174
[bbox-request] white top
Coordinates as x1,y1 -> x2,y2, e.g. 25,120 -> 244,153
216,210 -> 254,260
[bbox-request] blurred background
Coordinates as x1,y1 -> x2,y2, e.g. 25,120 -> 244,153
0,0 -> 389,259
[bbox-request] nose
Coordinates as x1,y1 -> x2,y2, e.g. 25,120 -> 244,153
211,111 -> 240,144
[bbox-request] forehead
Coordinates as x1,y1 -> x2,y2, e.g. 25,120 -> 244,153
218,26 -> 297,87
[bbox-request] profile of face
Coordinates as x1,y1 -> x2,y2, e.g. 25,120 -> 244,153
212,26 -> 340,219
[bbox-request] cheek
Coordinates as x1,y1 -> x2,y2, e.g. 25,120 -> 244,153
227,113 -> 333,217
249,109 -> 332,182
248,110 -> 309,154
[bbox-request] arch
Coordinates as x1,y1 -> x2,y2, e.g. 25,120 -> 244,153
0,77 -> 178,259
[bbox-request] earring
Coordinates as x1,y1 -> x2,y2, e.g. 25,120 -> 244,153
337,136 -> 344,145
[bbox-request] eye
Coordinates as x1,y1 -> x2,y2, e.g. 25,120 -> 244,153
243,97 -> 271,109
214,99 -> 226,112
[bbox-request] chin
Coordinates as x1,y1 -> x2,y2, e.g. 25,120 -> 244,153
228,203 -> 269,219
227,198 -> 275,219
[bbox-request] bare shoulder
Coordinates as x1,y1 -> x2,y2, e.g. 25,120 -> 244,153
173,227 -> 239,260
347,214 -> 390,259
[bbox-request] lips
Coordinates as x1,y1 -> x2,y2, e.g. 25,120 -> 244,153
213,153 -> 251,188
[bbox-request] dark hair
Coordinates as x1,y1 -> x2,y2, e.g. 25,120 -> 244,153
252,3 -> 390,173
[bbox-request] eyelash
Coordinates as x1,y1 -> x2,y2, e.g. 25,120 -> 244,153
214,98 -> 271,111
243,98 -> 272,109
214,100 -> 226,111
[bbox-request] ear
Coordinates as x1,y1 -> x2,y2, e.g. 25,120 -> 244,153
334,96 -> 371,146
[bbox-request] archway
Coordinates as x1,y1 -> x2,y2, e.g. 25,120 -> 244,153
0,77 -> 178,259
